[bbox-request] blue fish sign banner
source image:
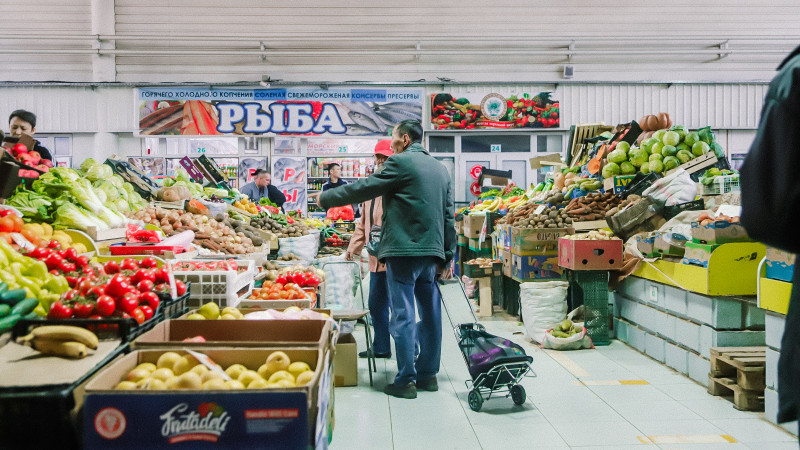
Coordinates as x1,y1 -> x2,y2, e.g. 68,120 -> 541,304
137,87 -> 424,137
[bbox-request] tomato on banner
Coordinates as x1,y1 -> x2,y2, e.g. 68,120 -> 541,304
470,165 -> 483,180
470,182 -> 482,196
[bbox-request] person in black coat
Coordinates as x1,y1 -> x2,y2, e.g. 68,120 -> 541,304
740,45 -> 800,440
8,109 -> 53,161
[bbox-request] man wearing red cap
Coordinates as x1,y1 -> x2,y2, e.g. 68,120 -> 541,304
345,139 -> 393,359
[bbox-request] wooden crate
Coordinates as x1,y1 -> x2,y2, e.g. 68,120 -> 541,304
707,346 -> 766,411
568,123 -> 613,167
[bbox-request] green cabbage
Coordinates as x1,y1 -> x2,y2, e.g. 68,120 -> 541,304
122,183 -> 135,194
52,203 -> 108,231
86,163 -> 113,182
162,177 -> 175,187
94,188 -> 108,204
6,186 -> 53,222
175,167 -> 191,182
94,181 -> 121,201
109,174 -> 124,188
80,158 -> 98,173
114,198 -> 130,212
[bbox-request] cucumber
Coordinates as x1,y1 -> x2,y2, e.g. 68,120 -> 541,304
10,297 -> 39,316
0,289 -> 27,306
0,314 -> 21,334
0,304 -> 9,318
0,282 -> 7,294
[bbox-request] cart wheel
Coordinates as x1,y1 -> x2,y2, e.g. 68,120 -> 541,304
511,385 -> 526,405
468,389 -> 483,412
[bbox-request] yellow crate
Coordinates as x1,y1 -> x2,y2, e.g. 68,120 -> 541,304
759,277 -> 791,315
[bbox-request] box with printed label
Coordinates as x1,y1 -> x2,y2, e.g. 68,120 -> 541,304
558,238 -> 623,270
681,242 -> 720,268
83,347 -> 332,449
502,249 -> 513,277
636,233 -> 658,257
468,238 -> 491,251
654,232 -> 687,257
691,220 -> 749,244
496,224 -> 511,250
457,235 -> 468,247
765,246 -> 795,283
602,175 -> 636,194
511,254 -> 563,281
510,226 -> 570,255
463,214 -> 486,239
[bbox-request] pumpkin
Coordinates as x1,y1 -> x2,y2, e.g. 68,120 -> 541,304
657,112 -> 669,130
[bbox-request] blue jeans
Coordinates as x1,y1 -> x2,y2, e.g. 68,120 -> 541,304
386,256 -> 442,385
368,271 -> 391,354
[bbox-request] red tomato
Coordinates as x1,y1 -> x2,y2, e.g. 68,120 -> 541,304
137,280 -> 154,293
130,269 -> 156,286
120,258 -> 139,272
87,286 -> 106,300
48,301 -> 73,319
0,218 -> 13,233
138,291 -> 160,310
175,280 -> 187,297
62,247 -> 78,263
154,282 -> 170,294
76,255 -> 90,269
44,253 -> 63,271
47,240 -> 61,249
139,305 -> 154,320
73,302 -> 95,318
65,275 -> 79,288
58,261 -> 76,274
131,308 -> 146,325
276,275 -> 288,285
95,295 -> 115,317
305,275 -> 320,288
103,260 -> 120,275
61,289 -> 80,302
27,247 -> 49,259
139,257 -> 158,269
104,273 -> 131,298
118,296 -> 138,314
154,268 -> 170,284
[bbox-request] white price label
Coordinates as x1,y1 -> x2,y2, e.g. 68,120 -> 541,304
534,204 -> 546,215
715,204 -> 741,218
10,233 -> 35,251
186,349 -> 231,381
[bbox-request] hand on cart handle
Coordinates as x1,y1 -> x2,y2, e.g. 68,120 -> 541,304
439,261 -> 454,280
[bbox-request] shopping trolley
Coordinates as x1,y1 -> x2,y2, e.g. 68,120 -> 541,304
439,279 -> 535,412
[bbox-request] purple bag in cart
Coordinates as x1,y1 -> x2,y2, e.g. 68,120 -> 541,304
458,324 -> 532,382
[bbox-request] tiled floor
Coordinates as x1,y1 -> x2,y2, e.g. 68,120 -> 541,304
329,302 -> 798,449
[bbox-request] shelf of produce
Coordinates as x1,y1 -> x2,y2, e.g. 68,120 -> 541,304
632,242 -> 766,296
759,277 -> 791,315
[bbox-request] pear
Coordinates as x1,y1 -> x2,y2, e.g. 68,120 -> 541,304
295,370 -> 315,386
201,370 -> 224,383
157,352 -> 182,370
225,364 -> 247,380
173,355 -> 199,376
268,370 -> 295,384
151,368 -> 174,382
135,362 -> 157,373
198,302 -> 220,320
221,307 -> 243,319
224,379 -> 246,390
175,372 -> 203,390
247,378 -> 270,389
125,368 -> 152,383
288,362 -> 311,378
220,313 -> 238,320
202,378 -> 228,390
190,364 -> 210,376
238,370 -> 263,386
265,351 -> 291,374
186,313 -> 206,320
114,381 -> 138,390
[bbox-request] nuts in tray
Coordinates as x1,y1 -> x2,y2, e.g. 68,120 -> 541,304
562,230 -> 620,240
466,258 -> 499,268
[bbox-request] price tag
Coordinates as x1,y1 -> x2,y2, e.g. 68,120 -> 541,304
10,233 -> 35,251
715,204 -> 741,218
534,204 -> 546,215
186,349 -> 231,381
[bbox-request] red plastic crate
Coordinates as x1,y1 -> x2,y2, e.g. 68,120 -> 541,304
558,238 -> 623,270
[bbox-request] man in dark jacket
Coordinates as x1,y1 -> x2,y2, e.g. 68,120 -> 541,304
316,120 -> 456,399
239,169 -> 286,209
740,45 -> 800,439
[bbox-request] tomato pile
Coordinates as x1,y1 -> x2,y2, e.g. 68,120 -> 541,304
247,282 -> 308,301
274,270 -> 321,288
23,248 -> 187,324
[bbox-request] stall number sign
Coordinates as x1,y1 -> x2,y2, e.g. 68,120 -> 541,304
490,144 -> 501,153
179,156 -> 206,182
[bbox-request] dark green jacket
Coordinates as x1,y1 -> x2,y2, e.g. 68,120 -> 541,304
319,143 -> 456,264
740,45 -> 800,424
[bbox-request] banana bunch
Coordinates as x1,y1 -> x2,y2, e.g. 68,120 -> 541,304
473,197 -> 502,212
504,196 -> 528,210
16,325 -> 99,359
302,218 -> 326,228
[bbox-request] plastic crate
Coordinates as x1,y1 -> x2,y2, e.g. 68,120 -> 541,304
0,343 -> 129,449
567,270 -> 610,345
701,175 -> 740,195
159,282 -> 191,319
169,259 -> 256,309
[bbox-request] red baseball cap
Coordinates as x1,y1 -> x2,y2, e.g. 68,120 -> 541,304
374,139 -> 393,157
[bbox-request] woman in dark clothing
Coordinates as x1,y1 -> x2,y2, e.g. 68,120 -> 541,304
8,109 -> 53,161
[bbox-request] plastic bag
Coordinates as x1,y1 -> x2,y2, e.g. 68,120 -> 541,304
313,255 -> 358,310
519,281 -> 569,344
277,230 -> 320,262
462,275 -> 477,299
541,327 -> 594,350
642,168 -> 697,207
326,205 -> 354,221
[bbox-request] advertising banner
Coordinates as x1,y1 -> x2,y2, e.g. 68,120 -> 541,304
272,157 -> 307,213
430,92 -> 560,130
137,87 -> 423,137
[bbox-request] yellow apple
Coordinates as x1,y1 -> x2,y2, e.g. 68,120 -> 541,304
125,368 -> 152,383
224,379 -> 245,390
190,364 -> 209,376
272,378 -> 296,388
265,351 -> 291,374
202,378 -> 228,390
156,352 -> 182,370
114,381 -> 138,390
268,370 -> 295,384
186,313 -> 206,320
238,370 -> 263,386
220,313 -> 238,320
225,364 -> 247,379
288,361 -> 311,378
172,355 -> 199,376
135,362 -> 157,373
175,372 -> 202,390
201,370 -> 224,383
150,368 -> 174,382
247,378 -> 270,389
295,370 -> 314,386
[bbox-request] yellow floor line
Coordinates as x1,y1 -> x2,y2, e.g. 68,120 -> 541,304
544,350 -> 590,377
574,379 -> 650,386
644,434 -> 738,444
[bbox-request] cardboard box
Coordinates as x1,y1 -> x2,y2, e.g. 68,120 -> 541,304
455,219 -> 464,236
765,246 -> 795,283
468,237 -> 492,252
666,152 -> 718,176
463,214 -> 487,239
496,224 -> 511,250
238,288 -> 313,310
133,319 -> 332,349
334,333 -> 358,387
636,233 -> 657,256
457,234 -> 468,247
690,220 -> 749,244
602,175 -> 636,194
558,238 -> 623,270
606,196 -> 659,238
83,347 -> 331,449
681,242 -> 720,268
502,249 -> 513,277
511,254 -> 562,281
463,262 -> 502,278
478,167 -> 512,191
510,226 -> 570,255
654,232 -> 687,257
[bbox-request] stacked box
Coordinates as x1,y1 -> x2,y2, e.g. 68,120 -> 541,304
765,246 -> 795,283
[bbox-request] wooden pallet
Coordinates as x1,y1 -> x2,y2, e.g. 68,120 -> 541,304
707,346 -> 766,411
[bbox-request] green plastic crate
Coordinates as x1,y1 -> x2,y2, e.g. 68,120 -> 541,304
567,270 -> 611,345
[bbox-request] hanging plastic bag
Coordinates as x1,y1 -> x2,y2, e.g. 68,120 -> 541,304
519,281 -> 569,344
462,275 -> 477,299
326,205 -> 354,221
642,168 -> 697,206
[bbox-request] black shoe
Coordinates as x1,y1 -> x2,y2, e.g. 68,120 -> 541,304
358,350 -> 391,359
384,382 -> 417,399
416,377 -> 439,392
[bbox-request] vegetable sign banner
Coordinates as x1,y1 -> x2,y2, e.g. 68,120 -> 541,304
272,157 -> 307,214
430,92 -> 560,130
137,87 -> 423,136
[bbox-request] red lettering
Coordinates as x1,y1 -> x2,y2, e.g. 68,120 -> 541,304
283,168 -> 296,182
